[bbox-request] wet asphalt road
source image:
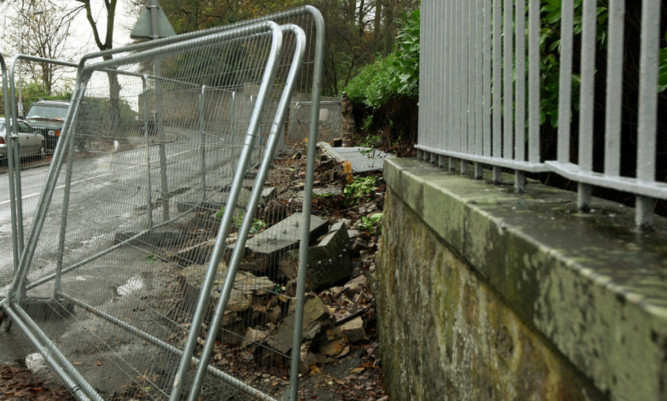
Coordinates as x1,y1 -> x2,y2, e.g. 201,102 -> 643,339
0,137 -> 238,393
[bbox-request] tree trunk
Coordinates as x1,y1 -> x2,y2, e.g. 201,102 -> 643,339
374,0 -> 383,42
382,0 -> 395,54
103,56 -> 122,140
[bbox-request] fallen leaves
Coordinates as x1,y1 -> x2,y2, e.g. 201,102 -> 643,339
0,364 -> 76,400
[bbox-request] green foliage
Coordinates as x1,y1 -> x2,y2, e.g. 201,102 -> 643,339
215,206 -> 266,234
79,96 -> 137,123
250,218 -> 267,234
359,212 -> 383,234
345,55 -> 396,108
216,206 -> 245,226
538,0 -> 609,126
393,9 -> 421,96
2,80 -> 72,116
345,9 -> 420,109
359,133 -> 383,147
659,31 -> 667,92
343,176 -> 378,206
145,254 -> 159,263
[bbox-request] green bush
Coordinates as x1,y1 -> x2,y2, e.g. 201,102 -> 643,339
345,9 -> 420,109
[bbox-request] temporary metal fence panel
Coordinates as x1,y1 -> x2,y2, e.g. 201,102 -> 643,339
1,6 -> 325,400
417,0 -> 666,229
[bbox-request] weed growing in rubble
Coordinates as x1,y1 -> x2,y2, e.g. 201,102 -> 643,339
216,206 -> 266,234
343,176 -> 378,206
359,212 -> 383,234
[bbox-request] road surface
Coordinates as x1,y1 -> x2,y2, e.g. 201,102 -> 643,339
1,132 -> 241,302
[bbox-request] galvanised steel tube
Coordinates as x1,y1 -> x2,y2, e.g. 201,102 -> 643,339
83,23 -> 278,73
7,56 -> 27,270
289,6 -> 324,401
200,85 -> 207,204
0,55 -> 19,275
635,0 -> 661,228
9,304 -> 103,400
557,0 -> 574,164
75,6 -> 317,68
52,130 -> 77,299
1,305 -> 92,401
55,292 -> 277,401
187,23 -> 306,401
143,75 -> 154,229
53,74 -> 90,300
154,61 -> 169,222
168,21 -> 284,401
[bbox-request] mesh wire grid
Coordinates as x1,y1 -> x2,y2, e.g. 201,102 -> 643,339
2,8 -> 325,400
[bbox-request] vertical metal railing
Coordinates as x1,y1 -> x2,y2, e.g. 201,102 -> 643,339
417,0 -> 666,230
544,0 -> 666,228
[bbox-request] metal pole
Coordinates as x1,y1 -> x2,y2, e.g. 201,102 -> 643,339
8,66 -> 89,306
200,85 -> 207,203
7,56 -> 25,268
289,7 -> 325,401
1,55 -> 20,275
143,76 -> 154,229
53,111 -> 78,299
149,0 -> 169,222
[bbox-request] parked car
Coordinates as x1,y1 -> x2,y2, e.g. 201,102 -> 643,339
0,118 -> 46,166
25,100 -> 70,153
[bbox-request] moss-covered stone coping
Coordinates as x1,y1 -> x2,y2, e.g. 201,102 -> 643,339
383,157 -> 667,401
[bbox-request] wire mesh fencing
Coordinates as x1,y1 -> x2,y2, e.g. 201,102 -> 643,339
286,96 -> 342,151
2,7 -> 325,401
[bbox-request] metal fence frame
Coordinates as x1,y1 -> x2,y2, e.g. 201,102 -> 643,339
4,22 -> 289,401
1,6 -> 326,400
417,0 -> 666,229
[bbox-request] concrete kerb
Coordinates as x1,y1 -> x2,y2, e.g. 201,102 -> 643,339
383,157 -> 667,401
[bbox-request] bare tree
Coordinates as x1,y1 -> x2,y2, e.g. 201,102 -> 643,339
74,0 -> 122,137
7,0 -> 74,94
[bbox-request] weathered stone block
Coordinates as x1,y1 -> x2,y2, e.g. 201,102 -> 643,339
265,294 -> 331,354
243,213 -> 328,273
279,221 -> 353,291
339,316 -> 367,343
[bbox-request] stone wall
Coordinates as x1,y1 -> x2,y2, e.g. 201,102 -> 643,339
374,158 -> 667,401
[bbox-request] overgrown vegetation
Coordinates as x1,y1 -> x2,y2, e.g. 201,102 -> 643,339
345,9 -> 420,109
359,212 -> 383,235
343,8 -> 421,156
343,176 -> 379,206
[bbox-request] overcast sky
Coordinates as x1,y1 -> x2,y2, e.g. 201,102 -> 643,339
65,1 -> 139,56
0,0 -> 141,59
